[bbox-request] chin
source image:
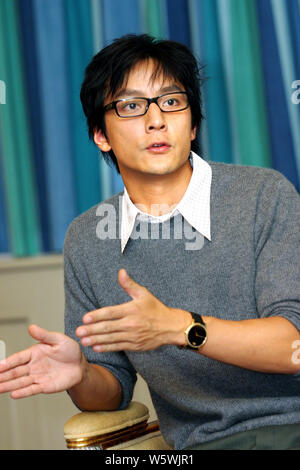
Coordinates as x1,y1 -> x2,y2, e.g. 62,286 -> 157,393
143,164 -> 177,176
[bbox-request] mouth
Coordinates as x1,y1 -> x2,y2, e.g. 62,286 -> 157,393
146,142 -> 171,153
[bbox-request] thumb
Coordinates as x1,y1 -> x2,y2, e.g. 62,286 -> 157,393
28,324 -> 63,346
118,269 -> 145,299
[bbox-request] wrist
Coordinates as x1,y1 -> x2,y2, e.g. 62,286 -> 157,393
78,352 -> 90,385
69,352 -> 89,391
171,309 -> 193,347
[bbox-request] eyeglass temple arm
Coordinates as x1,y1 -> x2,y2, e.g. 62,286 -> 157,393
104,103 -> 114,111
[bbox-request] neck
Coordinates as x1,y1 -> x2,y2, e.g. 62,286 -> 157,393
121,159 -> 193,216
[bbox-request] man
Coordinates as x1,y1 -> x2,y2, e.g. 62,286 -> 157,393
1,34 -> 300,450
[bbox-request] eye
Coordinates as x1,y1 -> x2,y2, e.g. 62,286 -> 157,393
120,101 -> 140,110
159,93 -> 188,111
127,103 -> 138,110
117,99 -> 146,115
164,98 -> 178,107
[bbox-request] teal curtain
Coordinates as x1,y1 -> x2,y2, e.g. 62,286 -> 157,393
140,0 -> 168,38
0,0 -> 41,256
0,0 -> 299,256
0,134 -> 9,252
230,0 -> 272,168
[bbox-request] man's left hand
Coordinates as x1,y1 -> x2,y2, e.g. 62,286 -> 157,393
76,269 -> 191,352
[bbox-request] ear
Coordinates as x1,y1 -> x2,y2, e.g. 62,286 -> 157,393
94,129 -> 112,152
191,125 -> 197,142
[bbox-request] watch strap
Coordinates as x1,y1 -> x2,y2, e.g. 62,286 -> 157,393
189,311 -> 205,326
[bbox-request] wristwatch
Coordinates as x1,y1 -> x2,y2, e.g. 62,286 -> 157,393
179,312 -> 207,350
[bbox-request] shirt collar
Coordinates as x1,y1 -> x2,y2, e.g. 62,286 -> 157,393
120,151 -> 212,252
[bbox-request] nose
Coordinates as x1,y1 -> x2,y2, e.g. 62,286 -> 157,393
145,102 -> 167,133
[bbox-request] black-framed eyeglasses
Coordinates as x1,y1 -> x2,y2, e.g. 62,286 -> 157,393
103,91 -> 189,118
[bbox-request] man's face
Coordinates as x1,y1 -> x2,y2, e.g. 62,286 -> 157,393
95,60 -> 197,182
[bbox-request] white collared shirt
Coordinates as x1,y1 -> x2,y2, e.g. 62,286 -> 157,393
120,151 -> 212,252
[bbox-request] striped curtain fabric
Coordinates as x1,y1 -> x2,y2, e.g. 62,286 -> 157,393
0,0 -> 299,256
0,135 -> 8,252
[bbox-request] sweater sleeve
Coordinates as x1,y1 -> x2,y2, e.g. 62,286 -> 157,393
63,220 -> 137,410
254,171 -> 300,334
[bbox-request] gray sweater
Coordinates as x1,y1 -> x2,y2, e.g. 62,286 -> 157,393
64,160 -> 300,450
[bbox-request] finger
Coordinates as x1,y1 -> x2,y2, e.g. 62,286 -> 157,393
92,342 -> 137,353
80,331 -> 131,347
10,383 -> 43,400
76,318 -> 126,338
118,269 -> 146,300
0,374 -> 33,394
82,302 -> 131,325
0,348 -> 31,372
0,364 -> 29,384
28,324 -> 63,346
0,326 -> 59,372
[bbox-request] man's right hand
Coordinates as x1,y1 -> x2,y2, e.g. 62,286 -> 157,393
0,324 -> 84,399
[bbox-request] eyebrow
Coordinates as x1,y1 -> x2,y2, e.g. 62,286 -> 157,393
114,84 -> 183,100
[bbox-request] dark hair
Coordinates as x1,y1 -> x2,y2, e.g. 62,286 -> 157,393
80,34 -> 205,173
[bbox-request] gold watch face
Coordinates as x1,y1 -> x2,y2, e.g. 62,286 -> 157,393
188,323 -> 207,348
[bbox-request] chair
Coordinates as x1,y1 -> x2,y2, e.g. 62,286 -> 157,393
64,401 -> 172,450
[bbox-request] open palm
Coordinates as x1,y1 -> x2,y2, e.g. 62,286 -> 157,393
0,325 -> 83,399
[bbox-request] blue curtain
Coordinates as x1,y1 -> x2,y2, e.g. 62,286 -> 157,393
64,0 -> 102,214
191,0 -> 233,164
101,0 -> 142,195
18,0 -> 51,252
0,0 -> 299,257
271,0 -> 300,182
257,0 -> 299,191
167,0 -> 191,47
32,0 -> 77,252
